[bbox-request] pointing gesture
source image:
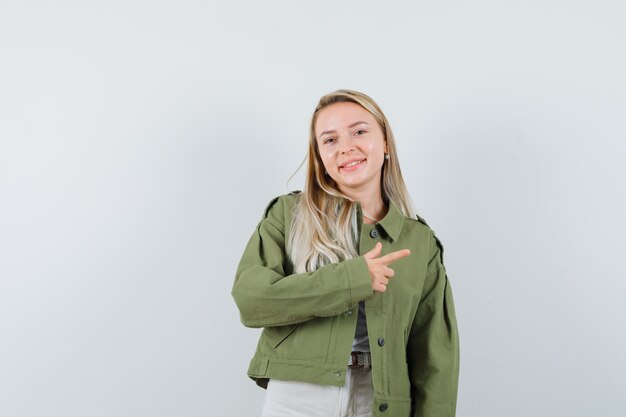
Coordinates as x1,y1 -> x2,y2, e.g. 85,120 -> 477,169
363,242 -> 411,293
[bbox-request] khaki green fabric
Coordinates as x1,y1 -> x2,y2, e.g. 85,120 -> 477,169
232,192 -> 459,417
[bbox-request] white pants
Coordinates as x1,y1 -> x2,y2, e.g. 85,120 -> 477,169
262,368 -> 373,417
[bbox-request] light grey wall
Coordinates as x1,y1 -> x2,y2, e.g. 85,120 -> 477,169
1,1 -> 625,416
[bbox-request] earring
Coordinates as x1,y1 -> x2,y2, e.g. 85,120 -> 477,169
384,153 -> 389,160
324,169 -> 329,175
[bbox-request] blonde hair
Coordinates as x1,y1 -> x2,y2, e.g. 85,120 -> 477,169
287,89 -> 414,273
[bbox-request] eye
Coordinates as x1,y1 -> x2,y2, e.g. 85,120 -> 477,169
354,129 -> 367,136
322,137 -> 335,144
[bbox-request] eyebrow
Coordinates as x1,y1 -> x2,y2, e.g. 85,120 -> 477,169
318,121 -> 369,139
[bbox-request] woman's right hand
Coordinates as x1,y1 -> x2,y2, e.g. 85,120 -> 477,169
363,242 -> 411,293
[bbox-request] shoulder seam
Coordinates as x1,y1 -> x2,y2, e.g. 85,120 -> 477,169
413,213 -> 445,263
262,191 -> 300,218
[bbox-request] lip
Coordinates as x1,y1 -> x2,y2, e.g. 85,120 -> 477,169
339,158 -> 366,171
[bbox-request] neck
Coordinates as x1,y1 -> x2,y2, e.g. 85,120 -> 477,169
341,186 -> 387,224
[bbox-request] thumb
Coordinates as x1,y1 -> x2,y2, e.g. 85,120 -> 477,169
363,242 -> 382,259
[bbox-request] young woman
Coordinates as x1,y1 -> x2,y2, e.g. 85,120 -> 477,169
232,90 -> 460,417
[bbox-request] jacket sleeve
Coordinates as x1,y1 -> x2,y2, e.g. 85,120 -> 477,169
407,232 -> 460,417
231,199 -> 373,328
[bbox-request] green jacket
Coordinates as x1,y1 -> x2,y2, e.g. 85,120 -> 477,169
232,192 -> 459,417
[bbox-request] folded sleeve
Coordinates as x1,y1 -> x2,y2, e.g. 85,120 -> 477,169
407,232 -> 460,417
231,198 -> 373,328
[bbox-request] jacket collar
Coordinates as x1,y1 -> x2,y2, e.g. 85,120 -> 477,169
355,200 -> 405,241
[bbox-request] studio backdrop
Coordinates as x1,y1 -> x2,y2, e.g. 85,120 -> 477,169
1,1 -> 625,416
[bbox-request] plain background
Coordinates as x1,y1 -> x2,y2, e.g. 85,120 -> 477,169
1,1 -> 625,416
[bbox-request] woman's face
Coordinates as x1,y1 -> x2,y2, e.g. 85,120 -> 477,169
315,102 -> 387,196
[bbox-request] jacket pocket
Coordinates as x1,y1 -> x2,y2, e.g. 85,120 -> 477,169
263,324 -> 299,349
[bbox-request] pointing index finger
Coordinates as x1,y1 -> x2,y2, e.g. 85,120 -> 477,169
379,249 -> 411,265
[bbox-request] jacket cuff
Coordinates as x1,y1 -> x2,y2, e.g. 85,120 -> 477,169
343,257 -> 374,304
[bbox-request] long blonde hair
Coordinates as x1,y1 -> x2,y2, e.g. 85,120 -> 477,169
287,89 -> 414,273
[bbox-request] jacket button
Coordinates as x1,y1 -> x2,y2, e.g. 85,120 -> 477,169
345,310 -> 353,316
377,338 -> 385,346
369,229 -> 379,238
379,403 -> 388,412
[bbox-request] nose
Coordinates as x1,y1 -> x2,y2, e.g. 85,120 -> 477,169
339,136 -> 355,154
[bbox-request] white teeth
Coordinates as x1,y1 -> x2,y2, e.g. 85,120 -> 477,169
344,160 -> 363,168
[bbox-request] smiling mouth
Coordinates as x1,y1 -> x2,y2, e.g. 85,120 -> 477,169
340,159 -> 366,170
